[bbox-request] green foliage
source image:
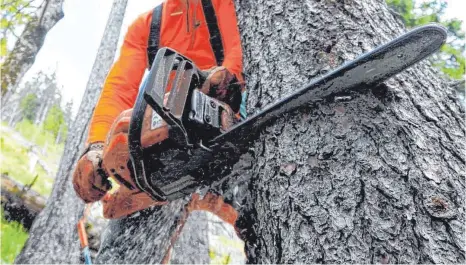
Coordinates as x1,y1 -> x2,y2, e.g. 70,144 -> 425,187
387,0 -> 415,24
0,208 -> 29,264
43,104 -> 68,140
0,37 -> 6,60
0,0 -> 37,58
386,0 -> 465,80
435,44 -> 465,79
19,93 -> 39,121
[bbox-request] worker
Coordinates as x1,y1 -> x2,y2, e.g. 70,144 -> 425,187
72,0 -> 247,262
72,0 -> 245,205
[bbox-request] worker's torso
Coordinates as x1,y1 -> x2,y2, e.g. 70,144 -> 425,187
159,0 -> 218,70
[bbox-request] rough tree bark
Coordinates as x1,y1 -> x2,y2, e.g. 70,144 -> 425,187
14,0 -> 128,263
1,0 -> 64,100
15,0 -> 465,263
231,0 -> 465,263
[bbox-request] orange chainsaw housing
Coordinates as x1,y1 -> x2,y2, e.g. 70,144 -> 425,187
100,105 -> 169,219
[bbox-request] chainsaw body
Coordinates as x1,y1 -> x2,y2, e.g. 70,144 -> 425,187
101,48 -> 232,218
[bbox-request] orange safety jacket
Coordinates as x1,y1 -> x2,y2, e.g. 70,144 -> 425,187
87,0 -> 244,144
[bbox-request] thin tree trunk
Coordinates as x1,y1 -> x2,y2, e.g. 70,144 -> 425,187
35,99 -> 49,125
55,124 -> 62,144
14,0 -> 128,263
0,0 -> 65,100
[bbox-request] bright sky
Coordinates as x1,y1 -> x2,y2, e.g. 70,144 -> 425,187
18,0 -> 162,115
16,0 -> 466,115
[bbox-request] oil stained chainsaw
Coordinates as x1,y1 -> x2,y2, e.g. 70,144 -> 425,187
100,24 -> 447,219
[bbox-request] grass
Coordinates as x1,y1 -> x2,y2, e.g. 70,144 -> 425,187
0,209 -> 29,264
0,134 -> 53,196
14,120 -> 64,170
0,121 -> 64,197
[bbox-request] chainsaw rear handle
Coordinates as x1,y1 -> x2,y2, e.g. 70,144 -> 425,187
128,71 -> 167,201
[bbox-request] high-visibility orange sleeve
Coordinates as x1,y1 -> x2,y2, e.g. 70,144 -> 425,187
213,0 -> 244,85
86,11 -> 152,144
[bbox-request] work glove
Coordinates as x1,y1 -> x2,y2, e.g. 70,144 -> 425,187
200,66 -> 242,114
72,142 -> 112,203
200,66 -> 243,131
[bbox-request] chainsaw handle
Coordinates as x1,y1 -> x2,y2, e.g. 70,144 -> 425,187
128,71 -> 167,201
198,68 -> 209,82
102,183 -> 168,219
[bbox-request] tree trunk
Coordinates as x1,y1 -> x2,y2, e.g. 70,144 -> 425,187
14,0 -> 128,263
0,0 -> 65,100
230,0 -> 465,263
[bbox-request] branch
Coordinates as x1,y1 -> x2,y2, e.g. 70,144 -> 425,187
37,0 -> 49,26
449,79 -> 465,93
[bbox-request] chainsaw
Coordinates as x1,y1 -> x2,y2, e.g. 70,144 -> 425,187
100,24 -> 447,219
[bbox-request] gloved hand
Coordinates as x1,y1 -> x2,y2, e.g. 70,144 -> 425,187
200,66 -> 242,114
72,142 -> 112,203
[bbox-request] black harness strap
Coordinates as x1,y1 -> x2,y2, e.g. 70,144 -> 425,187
201,0 -> 224,65
147,0 -> 225,68
147,3 -> 163,69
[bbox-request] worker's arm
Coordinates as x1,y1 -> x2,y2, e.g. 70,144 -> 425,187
73,11 -> 153,203
213,0 -> 244,84
86,11 -> 151,144
202,0 -> 245,116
